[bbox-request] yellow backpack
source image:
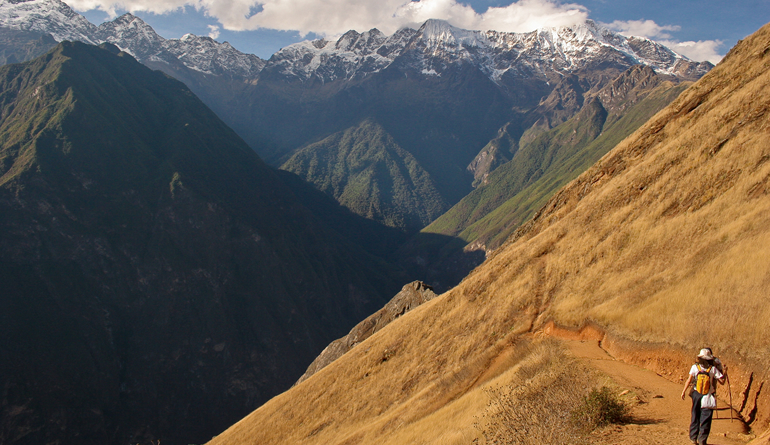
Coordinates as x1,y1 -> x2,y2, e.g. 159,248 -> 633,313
695,364 -> 712,394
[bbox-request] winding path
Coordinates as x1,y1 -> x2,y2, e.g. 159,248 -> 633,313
565,339 -> 751,445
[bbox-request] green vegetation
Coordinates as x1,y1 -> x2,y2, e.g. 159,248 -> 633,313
570,386 -> 630,430
281,119 -> 447,231
423,77 -> 689,254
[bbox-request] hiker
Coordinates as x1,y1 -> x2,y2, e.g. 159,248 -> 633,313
681,348 -> 725,445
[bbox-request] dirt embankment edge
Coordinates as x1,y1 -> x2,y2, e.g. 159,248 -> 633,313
541,320 -> 770,443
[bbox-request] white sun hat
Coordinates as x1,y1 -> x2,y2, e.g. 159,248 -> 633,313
697,348 -> 715,360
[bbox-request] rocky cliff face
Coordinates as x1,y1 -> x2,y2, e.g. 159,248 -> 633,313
296,281 -> 437,385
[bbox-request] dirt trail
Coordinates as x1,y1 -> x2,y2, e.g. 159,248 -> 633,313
565,339 -> 752,445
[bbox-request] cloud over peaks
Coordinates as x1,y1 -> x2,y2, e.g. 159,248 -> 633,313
66,0 -> 588,36
605,19 -> 723,64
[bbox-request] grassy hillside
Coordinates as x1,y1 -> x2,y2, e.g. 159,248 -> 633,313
281,119 -> 447,231
424,66 -> 689,254
207,21 -> 770,445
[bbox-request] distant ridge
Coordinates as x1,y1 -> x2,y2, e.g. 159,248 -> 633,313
0,0 -> 712,233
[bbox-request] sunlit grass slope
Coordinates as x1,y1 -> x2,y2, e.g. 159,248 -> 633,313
208,22 -> 770,445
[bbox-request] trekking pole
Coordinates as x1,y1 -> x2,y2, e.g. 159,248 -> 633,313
728,374 -> 734,422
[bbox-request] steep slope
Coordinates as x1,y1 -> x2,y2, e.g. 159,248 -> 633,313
280,119 -> 446,230
207,21 -> 770,445
424,65 -> 689,254
0,42 -> 401,445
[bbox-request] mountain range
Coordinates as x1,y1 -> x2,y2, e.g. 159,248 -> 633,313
0,2 -> 737,444
0,0 -> 712,234
207,19 -> 770,445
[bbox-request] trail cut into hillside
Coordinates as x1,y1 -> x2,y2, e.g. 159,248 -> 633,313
543,327 -> 752,445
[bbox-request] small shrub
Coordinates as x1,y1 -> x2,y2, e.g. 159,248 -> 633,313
570,386 -> 629,430
477,341 -> 591,445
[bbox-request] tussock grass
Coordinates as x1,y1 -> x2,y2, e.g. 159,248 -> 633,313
208,22 -> 770,445
478,340 -> 595,445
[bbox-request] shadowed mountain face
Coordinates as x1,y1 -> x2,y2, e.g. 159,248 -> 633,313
0,27 -> 56,65
0,42 -> 403,445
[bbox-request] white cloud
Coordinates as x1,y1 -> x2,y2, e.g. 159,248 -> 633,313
604,19 -> 679,39
66,0 -> 724,63
66,0 -> 588,36
207,24 -> 220,39
605,19 -> 723,64
659,39 -> 724,65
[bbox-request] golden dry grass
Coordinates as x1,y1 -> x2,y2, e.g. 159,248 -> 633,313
208,22 -> 770,445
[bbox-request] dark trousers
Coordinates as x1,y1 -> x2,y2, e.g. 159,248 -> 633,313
690,391 -> 714,444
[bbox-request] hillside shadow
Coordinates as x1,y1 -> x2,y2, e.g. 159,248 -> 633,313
623,415 -> 664,426
275,169 -> 411,259
396,231 -> 487,294
276,170 -> 487,293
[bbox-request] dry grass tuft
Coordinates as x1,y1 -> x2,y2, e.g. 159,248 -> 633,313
477,340 -> 591,445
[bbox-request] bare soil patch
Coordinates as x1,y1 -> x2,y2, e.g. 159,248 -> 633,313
564,338 -> 752,445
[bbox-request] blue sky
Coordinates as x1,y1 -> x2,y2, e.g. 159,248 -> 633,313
74,0 -> 769,63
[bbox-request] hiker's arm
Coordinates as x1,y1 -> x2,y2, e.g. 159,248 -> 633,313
681,374 -> 694,400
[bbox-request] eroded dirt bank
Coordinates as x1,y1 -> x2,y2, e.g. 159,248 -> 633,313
542,321 -> 769,444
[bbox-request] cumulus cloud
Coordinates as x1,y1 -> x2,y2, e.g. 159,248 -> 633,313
659,39 -> 724,65
605,19 -> 723,64
604,19 -> 679,39
66,0 -> 588,36
67,0 -> 723,63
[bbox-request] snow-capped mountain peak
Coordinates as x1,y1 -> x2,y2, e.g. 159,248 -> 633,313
264,18 -> 710,84
263,27 -> 416,82
0,2 -> 265,77
418,19 -> 486,48
0,0 -> 97,44
94,13 -> 166,60
0,0 -> 710,85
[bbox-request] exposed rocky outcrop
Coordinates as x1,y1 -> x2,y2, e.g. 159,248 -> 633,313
296,281 -> 437,385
